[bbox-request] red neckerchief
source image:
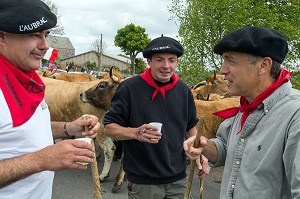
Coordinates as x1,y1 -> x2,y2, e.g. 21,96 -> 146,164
0,54 -> 45,127
213,68 -> 292,133
140,68 -> 179,102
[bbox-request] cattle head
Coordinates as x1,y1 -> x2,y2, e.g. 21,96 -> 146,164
192,71 -> 228,99
192,80 -> 207,90
80,67 -> 122,110
196,93 -> 227,101
40,69 -> 52,77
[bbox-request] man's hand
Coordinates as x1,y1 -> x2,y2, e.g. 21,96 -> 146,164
67,114 -> 100,138
183,135 -> 208,160
196,155 -> 211,179
135,124 -> 162,143
36,139 -> 95,171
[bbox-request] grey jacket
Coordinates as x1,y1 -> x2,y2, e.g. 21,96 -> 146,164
211,82 -> 300,199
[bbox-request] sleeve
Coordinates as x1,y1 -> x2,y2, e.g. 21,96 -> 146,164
102,82 -> 130,126
186,88 -> 199,131
209,117 -> 235,167
283,121 -> 300,197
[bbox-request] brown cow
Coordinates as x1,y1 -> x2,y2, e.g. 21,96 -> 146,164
52,72 -> 98,82
194,94 -> 240,139
192,71 -> 228,100
37,69 -> 57,77
37,69 -> 65,78
79,75 -> 126,192
42,68 -> 122,182
39,69 -> 98,82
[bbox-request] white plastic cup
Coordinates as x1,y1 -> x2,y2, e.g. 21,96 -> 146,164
75,137 -> 92,165
149,122 -> 162,141
75,137 -> 92,144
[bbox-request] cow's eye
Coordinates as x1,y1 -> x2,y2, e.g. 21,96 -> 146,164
97,82 -> 107,89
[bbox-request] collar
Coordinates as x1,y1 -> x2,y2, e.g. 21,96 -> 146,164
0,54 -> 45,127
213,68 -> 292,133
140,68 -> 179,102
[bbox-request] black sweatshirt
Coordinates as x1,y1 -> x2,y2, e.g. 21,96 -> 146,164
103,75 -> 199,184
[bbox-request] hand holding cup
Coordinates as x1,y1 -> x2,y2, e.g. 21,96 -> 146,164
75,137 -> 92,165
149,122 -> 163,141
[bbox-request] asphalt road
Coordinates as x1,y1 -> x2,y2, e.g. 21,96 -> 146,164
52,155 -> 222,199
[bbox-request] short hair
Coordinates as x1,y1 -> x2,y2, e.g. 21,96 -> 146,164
248,54 -> 281,79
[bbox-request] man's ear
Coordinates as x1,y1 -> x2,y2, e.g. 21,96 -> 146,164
258,57 -> 272,76
0,31 -> 6,48
0,31 -> 4,39
147,58 -> 151,65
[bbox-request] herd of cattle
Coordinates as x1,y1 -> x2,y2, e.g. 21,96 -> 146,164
38,67 -> 240,192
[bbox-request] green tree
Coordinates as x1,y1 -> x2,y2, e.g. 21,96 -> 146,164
291,70 -> 300,90
135,58 -> 147,74
170,0 -> 300,86
42,0 -> 64,35
114,23 -> 151,74
86,61 -> 97,71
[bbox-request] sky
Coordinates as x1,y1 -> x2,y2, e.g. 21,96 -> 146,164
50,0 -> 180,57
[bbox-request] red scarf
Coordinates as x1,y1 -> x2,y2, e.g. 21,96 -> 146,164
140,68 -> 179,102
213,68 -> 292,133
0,54 -> 45,127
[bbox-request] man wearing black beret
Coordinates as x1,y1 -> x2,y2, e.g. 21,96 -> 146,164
185,26 -> 300,198
103,35 -> 210,198
0,1 -> 101,198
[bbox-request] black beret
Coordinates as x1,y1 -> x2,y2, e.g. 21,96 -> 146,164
214,26 -> 288,63
143,35 -> 184,58
0,0 -> 57,34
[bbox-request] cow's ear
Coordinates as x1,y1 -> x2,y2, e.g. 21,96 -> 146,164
197,94 -> 205,100
206,77 -> 212,84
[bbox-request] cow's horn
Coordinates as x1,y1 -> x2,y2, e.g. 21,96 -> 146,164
109,66 -> 119,82
112,75 -> 119,82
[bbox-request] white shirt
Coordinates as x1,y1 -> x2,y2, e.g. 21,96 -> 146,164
0,89 -> 54,199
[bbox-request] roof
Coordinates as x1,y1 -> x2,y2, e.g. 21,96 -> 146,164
105,53 -> 131,63
61,51 -> 131,64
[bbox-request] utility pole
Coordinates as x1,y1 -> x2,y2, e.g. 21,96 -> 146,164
99,34 -> 103,71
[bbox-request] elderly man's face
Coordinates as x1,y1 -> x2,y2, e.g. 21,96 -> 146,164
147,53 -> 179,83
0,30 -> 50,72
